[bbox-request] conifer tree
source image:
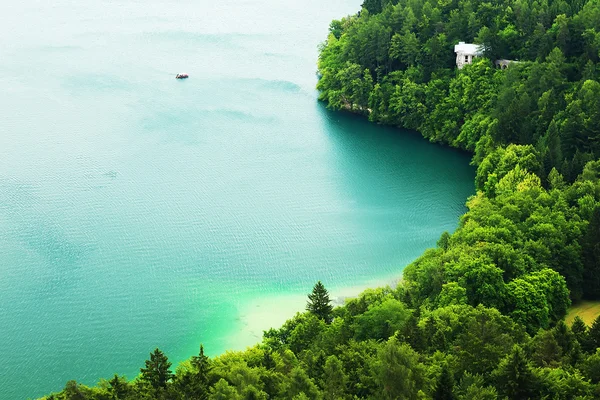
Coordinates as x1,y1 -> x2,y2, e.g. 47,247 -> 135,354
175,345 -> 211,400
108,374 -> 129,400
140,348 -> 174,395
585,315 -> 600,353
493,345 -> 538,399
191,344 -> 211,386
572,316 -> 588,345
582,207 -> 600,299
552,320 -> 574,354
307,281 -> 334,324
434,363 -> 455,400
567,341 -> 584,366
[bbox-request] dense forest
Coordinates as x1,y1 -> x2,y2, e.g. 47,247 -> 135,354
43,0 -> 600,398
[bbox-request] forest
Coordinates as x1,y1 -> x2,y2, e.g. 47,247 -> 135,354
43,0 -> 600,398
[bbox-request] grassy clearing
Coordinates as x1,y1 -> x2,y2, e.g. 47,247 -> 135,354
566,301 -> 600,326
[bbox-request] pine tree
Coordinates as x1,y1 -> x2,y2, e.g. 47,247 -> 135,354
552,320 -> 574,354
140,348 -> 174,394
585,315 -> 600,353
493,345 -> 538,399
530,329 -> 561,367
572,316 -> 588,345
174,345 -> 212,400
582,207 -> 600,299
567,341 -> 584,366
434,363 -> 455,400
191,345 -> 211,386
108,374 -> 129,400
307,281 -> 334,324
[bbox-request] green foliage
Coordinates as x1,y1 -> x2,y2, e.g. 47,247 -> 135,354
209,379 -> 240,400
582,206 -> 600,299
283,367 -> 321,400
353,298 -> 410,340
376,337 -> 426,400
572,315 -> 589,344
307,281 -> 334,324
322,355 -> 347,399
455,373 -> 498,400
492,345 -> 539,399
433,363 -> 455,400
585,314 -> 600,352
107,375 -> 130,400
139,348 -> 173,398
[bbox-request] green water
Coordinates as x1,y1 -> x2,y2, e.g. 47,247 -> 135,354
0,0 -> 474,398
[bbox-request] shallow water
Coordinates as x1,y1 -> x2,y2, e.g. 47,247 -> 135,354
0,0 -> 474,398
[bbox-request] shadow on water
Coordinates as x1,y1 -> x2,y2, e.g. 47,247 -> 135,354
315,103 -> 475,212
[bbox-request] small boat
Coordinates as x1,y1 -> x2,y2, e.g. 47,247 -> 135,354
176,73 -> 189,79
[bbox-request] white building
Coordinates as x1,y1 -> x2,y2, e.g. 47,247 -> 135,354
454,42 -> 483,69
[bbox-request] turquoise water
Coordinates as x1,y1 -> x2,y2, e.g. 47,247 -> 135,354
0,0 -> 474,398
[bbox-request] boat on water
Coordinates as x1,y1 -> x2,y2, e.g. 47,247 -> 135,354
176,73 -> 189,79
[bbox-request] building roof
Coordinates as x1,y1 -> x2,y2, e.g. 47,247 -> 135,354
454,42 -> 483,55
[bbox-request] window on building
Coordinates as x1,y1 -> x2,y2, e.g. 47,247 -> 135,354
465,55 -> 469,62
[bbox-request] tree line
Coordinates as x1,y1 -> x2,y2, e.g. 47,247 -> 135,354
45,280 -> 600,399
42,0 -> 600,397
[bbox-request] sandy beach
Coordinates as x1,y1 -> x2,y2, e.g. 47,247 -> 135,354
226,275 -> 402,351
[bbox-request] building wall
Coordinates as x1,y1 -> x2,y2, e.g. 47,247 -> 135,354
456,52 -> 476,69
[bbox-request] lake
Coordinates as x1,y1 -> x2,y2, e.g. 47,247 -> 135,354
0,0 -> 474,398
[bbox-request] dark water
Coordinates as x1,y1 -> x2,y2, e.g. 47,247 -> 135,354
0,0 -> 474,398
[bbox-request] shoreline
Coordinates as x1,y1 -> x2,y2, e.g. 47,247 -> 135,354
225,274 -> 403,351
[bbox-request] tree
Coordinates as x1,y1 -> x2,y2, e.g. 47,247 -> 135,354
284,367 -> 321,400
377,337 -> 426,400
584,315 -> 600,353
323,355 -> 347,399
572,316 -> 588,345
492,345 -> 539,399
241,385 -> 268,400
583,349 -> 600,383
307,281 -> 334,324
209,379 -> 241,400
437,231 -> 451,251
175,345 -> 211,400
353,298 -> 410,340
454,306 -> 519,375
262,349 -> 276,370
191,344 -> 211,386
505,278 -> 549,333
140,348 -> 174,396
582,207 -> 600,299
62,381 -> 87,400
108,375 -> 129,400
455,373 -> 498,400
552,321 -> 575,355
530,329 -> 561,367
433,363 -> 455,400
